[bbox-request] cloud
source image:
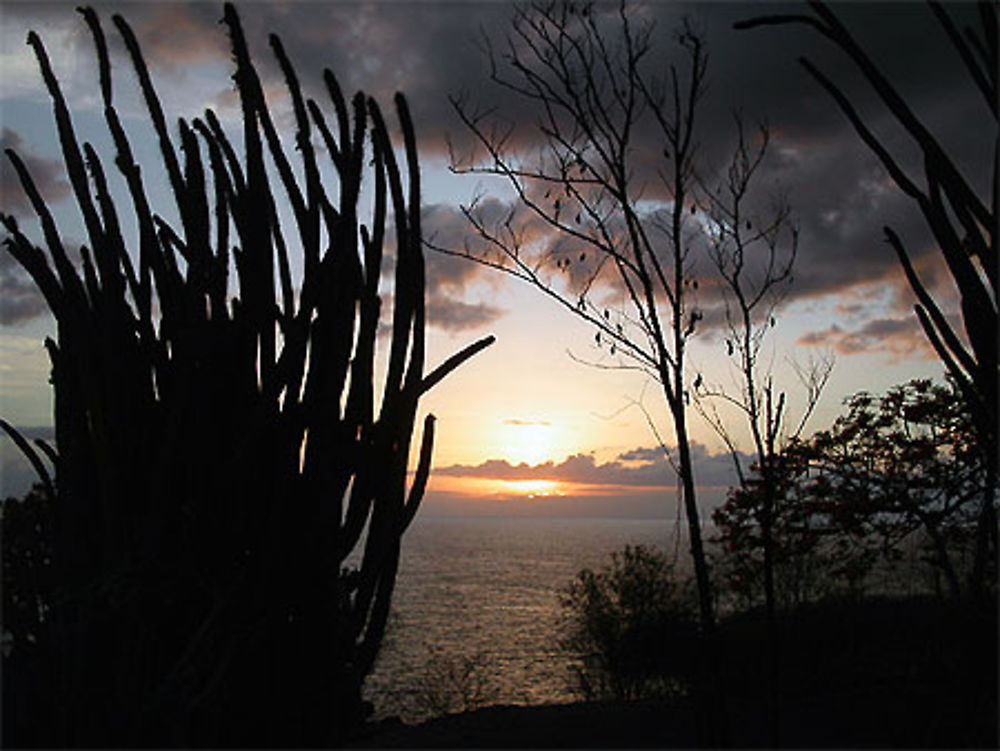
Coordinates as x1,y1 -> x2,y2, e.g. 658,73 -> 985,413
436,440 -> 750,490
419,203 -> 510,332
376,289 -> 502,336
438,2 -> 982,352
797,316 -> 935,360
1,133 -> 82,325
503,419 -> 551,426
426,296 -> 503,333
0,252 -> 47,325
1,2 -> 982,359
122,4 -> 229,71
0,128 -> 70,216
423,200 -> 544,266
617,446 -> 663,463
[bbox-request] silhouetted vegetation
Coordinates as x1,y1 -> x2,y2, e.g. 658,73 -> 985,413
560,545 -> 699,702
694,115 -> 834,745
406,646 -> 492,718
713,378 -> 988,607
2,1 -> 996,748
737,0 -> 997,603
557,378 -> 996,747
0,4 -> 491,747
439,2 -> 997,746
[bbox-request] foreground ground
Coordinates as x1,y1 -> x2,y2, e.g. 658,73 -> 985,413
350,687 -> 994,748
350,595 -> 997,748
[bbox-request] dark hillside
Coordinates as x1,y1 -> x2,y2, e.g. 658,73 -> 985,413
354,595 -> 997,748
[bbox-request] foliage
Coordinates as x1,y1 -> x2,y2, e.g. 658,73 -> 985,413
712,448 -> 855,610
0,4 -> 491,746
805,378 -> 987,595
560,545 -> 699,701
713,378 -> 991,607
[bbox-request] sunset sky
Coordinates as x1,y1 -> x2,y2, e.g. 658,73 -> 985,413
0,2 -> 987,517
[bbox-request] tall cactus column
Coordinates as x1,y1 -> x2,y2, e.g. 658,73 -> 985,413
0,4 -> 493,746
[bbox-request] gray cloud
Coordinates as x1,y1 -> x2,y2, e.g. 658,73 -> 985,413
617,446 -> 662,463
0,127 -> 68,324
797,315 -> 935,360
420,203 -> 509,331
376,289 -> 502,336
1,128 -> 70,216
426,295 -> 503,333
437,1 -> 984,351
0,252 -> 48,325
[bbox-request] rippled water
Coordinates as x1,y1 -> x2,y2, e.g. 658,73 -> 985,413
364,515 -> 683,722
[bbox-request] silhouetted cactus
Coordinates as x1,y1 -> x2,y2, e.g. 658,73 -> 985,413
0,4 -> 492,746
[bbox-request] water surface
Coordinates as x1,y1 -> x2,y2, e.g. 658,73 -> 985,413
366,515 -> 683,720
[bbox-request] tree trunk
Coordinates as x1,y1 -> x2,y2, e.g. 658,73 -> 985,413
672,401 -> 728,746
760,462 -> 780,747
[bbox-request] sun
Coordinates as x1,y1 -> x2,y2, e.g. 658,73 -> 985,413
500,420 -> 555,465
499,479 -> 561,498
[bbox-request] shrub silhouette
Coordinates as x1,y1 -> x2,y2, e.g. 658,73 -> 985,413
560,545 -> 699,701
0,4 -> 491,747
712,378 -> 987,608
406,645 -> 492,720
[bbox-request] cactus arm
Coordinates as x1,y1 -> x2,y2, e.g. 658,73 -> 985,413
0,214 -> 63,318
81,142 -> 134,302
26,31 -> 106,265
4,149 -> 81,310
0,419 -> 55,502
401,414 -> 436,533
420,335 -> 497,395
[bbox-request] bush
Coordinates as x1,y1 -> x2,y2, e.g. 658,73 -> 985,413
408,645 -> 491,718
560,545 -> 700,701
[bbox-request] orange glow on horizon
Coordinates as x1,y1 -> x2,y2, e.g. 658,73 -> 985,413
497,478 -> 561,498
427,474 -> 569,499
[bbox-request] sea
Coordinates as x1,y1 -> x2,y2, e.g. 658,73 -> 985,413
363,515 -> 685,723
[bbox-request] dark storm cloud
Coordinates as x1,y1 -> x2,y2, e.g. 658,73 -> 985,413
55,2 -> 511,154
3,2 -> 985,351
684,1 -> 987,326
437,440 -> 749,489
119,4 -> 229,70
418,1 -> 983,344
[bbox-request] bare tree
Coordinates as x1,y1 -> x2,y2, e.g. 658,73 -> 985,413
694,115 -> 833,745
736,0 -> 996,599
443,0 -> 716,632
435,1 -> 730,736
